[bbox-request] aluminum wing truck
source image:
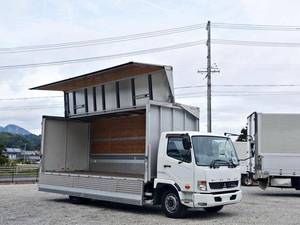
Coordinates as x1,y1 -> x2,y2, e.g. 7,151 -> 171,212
248,112 -> 300,190
32,62 -> 242,218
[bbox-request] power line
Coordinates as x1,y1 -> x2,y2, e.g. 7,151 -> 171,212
0,23 -> 206,54
0,96 -> 62,101
2,39 -> 300,70
0,104 -> 63,111
176,92 -> 300,98
3,89 -> 300,101
178,90 -> 300,95
212,22 -> 300,31
213,39 -> 300,47
174,84 -> 300,89
2,22 -> 299,54
0,40 -> 206,70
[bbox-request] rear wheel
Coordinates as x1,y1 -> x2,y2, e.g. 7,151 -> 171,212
291,178 -> 300,190
204,205 -> 223,213
161,190 -> 187,218
242,175 -> 253,186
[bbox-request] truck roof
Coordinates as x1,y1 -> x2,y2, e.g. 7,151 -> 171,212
30,61 -> 172,92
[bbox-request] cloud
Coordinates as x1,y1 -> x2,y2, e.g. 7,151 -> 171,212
1,0 -> 300,136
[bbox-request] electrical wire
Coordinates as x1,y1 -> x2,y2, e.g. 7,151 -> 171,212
2,22 -> 300,54
0,40 -> 206,70
0,104 -> 63,111
213,39 -> 300,47
212,22 -> 300,31
1,86 -> 300,101
0,96 -> 62,101
1,39 -> 300,70
176,92 -> 300,98
176,91 -> 300,95
175,84 -> 300,89
0,23 -> 206,54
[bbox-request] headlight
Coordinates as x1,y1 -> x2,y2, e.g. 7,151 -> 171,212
197,180 -> 207,191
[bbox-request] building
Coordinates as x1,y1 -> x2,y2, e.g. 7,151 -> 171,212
4,148 -> 41,163
4,148 -> 22,160
21,151 -> 41,163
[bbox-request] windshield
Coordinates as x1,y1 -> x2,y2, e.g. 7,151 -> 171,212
192,136 -> 239,167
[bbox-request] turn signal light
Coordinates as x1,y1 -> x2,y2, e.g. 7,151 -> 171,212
185,184 -> 191,189
198,180 -> 207,191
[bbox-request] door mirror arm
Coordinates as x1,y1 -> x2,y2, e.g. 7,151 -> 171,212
182,134 -> 192,150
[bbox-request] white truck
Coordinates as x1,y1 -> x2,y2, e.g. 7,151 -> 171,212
248,112 -> 300,190
233,141 -> 254,186
32,62 -> 242,218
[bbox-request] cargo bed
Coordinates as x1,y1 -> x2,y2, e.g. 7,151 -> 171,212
39,101 -> 199,205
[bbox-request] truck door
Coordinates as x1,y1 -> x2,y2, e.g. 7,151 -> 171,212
162,135 -> 194,192
41,116 -> 89,172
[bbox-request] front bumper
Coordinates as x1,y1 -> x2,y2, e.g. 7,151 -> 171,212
193,190 -> 242,208
180,190 -> 242,208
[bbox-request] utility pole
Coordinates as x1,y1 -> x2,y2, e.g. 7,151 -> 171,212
23,144 -> 27,163
207,20 -> 212,133
198,21 -> 220,132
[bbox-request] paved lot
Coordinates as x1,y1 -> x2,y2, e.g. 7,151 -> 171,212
0,184 -> 299,225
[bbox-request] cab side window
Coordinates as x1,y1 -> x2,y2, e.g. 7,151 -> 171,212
167,137 -> 191,163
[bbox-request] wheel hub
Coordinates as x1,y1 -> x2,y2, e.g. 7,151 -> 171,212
165,194 -> 178,213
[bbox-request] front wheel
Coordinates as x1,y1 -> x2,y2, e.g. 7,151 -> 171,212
161,190 -> 187,218
204,205 -> 223,213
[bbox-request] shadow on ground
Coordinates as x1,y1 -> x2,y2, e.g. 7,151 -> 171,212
46,197 -> 238,219
248,191 -> 300,198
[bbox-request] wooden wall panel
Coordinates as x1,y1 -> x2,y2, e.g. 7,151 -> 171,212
91,140 -> 145,154
91,114 -> 146,154
91,114 -> 145,138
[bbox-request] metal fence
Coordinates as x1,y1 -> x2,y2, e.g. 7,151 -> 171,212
0,165 -> 39,183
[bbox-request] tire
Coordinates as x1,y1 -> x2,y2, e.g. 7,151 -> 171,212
69,196 -> 88,204
241,175 -> 253,186
204,205 -> 223,213
161,190 -> 187,218
291,178 -> 300,190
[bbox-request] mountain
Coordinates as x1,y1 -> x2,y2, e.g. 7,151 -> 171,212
0,124 -> 31,136
0,124 -> 41,150
24,133 -> 41,149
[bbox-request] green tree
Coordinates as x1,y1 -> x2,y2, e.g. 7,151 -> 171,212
0,144 -> 9,165
236,127 -> 248,142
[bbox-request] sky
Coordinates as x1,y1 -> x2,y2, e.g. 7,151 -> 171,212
1,0 -> 300,135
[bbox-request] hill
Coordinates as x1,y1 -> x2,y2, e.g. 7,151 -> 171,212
0,132 -> 41,151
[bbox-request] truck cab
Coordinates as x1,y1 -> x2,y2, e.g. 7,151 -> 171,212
154,132 -> 242,217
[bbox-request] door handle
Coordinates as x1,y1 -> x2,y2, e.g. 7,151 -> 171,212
164,165 -> 171,168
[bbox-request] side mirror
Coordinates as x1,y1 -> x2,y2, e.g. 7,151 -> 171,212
182,134 -> 191,150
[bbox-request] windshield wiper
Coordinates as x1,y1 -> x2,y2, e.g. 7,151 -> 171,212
229,159 -> 238,168
210,159 -> 231,168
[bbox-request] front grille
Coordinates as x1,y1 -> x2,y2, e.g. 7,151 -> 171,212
209,181 -> 239,189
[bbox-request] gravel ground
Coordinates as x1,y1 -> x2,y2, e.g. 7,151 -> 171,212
0,184 -> 299,225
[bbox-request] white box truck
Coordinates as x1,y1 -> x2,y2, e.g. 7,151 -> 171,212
248,112 -> 300,190
32,62 -> 242,218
